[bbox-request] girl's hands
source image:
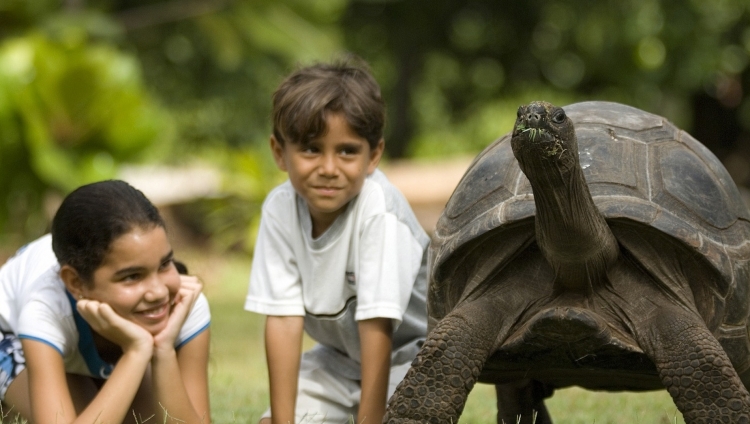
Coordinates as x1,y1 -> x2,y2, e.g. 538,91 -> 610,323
153,275 -> 203,353
76,275 -> 202,357
76,300 -> 153,355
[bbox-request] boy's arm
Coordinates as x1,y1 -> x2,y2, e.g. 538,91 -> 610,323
358,317 -> 393,424
265,315 -> 304,424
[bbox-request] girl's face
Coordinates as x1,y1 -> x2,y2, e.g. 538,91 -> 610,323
83,225 -> 180,336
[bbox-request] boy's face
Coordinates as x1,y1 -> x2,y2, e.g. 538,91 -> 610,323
271,112 -> 384,236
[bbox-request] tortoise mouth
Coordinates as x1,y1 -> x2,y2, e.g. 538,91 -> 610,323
511,127 -> 568,160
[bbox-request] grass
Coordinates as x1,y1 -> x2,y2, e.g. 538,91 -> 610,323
184,248 -> 686,424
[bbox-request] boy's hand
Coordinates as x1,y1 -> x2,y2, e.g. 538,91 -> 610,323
153,275 -> 203,353
77,299 -> 153,354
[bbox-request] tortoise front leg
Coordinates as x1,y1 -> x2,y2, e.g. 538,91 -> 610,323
384,296 -> 510,424
636,306 -> 750,423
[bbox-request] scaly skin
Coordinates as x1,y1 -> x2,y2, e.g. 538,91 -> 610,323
384,298 -> 505,424
637,309 -> 750,423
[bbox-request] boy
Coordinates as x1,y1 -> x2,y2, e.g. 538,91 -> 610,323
245,60 -> 429,424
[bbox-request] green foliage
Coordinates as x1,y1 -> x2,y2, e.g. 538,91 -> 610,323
119,1 -> 350,254
345,0 -> 750,163
178,146 -> 284,254
3,0 -> 750,247
209,148 -> 283,253
131,0 -> 348,154
0,26 -> 171,241
408,53 -> 578,157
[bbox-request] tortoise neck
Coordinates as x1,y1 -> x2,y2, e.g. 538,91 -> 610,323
529,165 -> 619,294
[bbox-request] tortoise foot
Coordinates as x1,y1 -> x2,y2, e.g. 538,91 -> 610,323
385,301 -> 504,424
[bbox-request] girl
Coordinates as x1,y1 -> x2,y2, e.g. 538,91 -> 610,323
0,180 -> 211,423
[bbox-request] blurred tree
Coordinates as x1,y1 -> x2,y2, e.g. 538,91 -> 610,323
108,0 -> 349,252
344,0 -> 750,187
7,0 -> 747,165
2,0 -> 750,248
0,18 -> 171,243
111,0 -> 347,152
0,0 -> 346,246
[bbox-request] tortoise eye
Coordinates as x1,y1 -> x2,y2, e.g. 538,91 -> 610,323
551,110 -> 566,124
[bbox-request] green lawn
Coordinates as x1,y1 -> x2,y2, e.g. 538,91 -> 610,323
184,249 -> 685,424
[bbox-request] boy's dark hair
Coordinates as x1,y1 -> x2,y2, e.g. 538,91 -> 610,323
272,59 -> 385,150
51,180 -> 166,284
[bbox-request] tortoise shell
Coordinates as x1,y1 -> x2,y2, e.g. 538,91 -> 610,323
429,101 -> 750,362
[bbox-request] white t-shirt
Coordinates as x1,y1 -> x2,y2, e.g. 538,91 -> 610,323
245,170 -> 429,377
0,234 -> 211,378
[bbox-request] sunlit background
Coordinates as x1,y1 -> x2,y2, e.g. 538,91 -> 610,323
1,0 -> 750,252
4,1 -> 750,422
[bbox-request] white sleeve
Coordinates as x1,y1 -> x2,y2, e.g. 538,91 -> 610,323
176,293 -> 210,349
17,283 -> 76,356
355,212 -> 423,328
244,210 -> 305,316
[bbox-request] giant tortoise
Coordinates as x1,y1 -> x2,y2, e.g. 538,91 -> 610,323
384,101 -> 750,423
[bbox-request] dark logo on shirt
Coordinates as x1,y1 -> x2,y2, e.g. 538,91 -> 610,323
345,271 -> 356,286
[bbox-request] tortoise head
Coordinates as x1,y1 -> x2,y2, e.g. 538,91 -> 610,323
511,101 -> 578,178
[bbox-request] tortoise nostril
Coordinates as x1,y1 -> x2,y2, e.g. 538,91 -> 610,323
527,113 -> 541,125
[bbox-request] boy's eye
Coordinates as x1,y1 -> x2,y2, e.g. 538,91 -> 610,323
339,145 -> 362,156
